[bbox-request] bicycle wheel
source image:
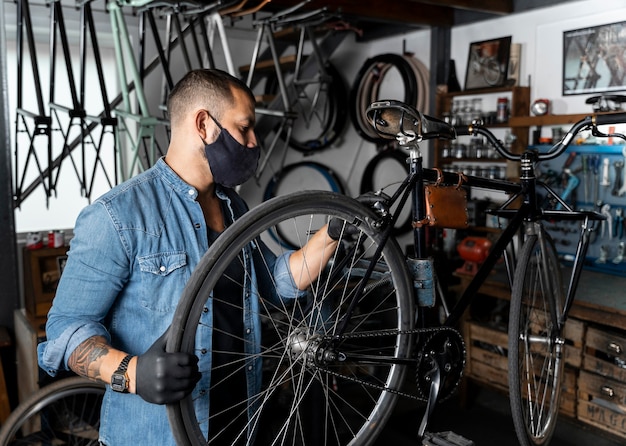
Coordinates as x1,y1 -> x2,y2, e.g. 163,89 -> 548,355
508,228 -> 565,446
167,190 -> 415,446
265,62 -> 348,153
0,376 -> 105,445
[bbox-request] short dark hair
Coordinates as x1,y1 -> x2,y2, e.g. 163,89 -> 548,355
167,69 -> 255,127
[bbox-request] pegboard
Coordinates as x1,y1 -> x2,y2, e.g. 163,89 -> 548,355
535,143 -> 626,276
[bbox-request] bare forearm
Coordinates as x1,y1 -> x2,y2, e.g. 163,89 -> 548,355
288,226 -> 337,290
68,335 -> 137,392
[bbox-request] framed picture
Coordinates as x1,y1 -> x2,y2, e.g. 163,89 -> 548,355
464,36 -> 512,90
563,21 -> 626,95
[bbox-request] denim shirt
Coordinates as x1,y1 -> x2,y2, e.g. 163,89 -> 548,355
37,158 -> 302,445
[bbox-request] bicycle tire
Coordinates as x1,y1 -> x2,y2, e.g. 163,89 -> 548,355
166,190 -> 415,446
0,376 -> 105,445
349,53 -> 418,144
508,229 -> 565,446
264,62 -> 348,153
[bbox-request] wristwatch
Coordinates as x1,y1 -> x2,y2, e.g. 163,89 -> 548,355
111,354 -> 133,393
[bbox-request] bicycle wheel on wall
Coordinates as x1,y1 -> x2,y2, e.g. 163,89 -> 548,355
508,227 -> 565,446
0,376 -> 105,445
167,190 -> 415,446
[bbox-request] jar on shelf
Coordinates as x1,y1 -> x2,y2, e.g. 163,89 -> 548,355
496,97 -> 509,123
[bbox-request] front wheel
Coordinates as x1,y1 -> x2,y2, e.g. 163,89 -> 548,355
166,190 -> 415,446
508,228 -> 565,446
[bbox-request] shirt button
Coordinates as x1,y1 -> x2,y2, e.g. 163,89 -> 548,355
159,265 -> 166,272
194,223 -> 201,229
188,189 -> 194,195
248,366 -> 253,371
246,329 -> 251,334
203,307 -> 208,313
199,389 -> 207,396
200,348 -> 207,354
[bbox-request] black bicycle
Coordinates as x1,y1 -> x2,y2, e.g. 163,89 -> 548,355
165,99 -> 626,446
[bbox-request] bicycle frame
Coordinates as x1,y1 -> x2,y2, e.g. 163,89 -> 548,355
365,103 -> 610,334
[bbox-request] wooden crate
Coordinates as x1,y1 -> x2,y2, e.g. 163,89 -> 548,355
22,246 -> 68,318
465,321 -> 509,391
578,369 -> 626,439
464,319 -> 580,417
583,326 -> 626,383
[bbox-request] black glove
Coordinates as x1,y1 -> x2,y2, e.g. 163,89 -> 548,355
136,328 -> 201,405
327,192 -> 390,241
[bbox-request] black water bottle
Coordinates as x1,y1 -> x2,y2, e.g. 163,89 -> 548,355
447,60 -> 461,92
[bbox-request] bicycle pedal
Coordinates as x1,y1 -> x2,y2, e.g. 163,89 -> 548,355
422,431 -> 475,446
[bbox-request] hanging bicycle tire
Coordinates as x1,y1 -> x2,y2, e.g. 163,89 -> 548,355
166,190 -> 415,446
360,148 -> 412,236
349,53 -> 419,144
264,62 -> 349,153
0,376 -> 105,445
263,161 -> 345,248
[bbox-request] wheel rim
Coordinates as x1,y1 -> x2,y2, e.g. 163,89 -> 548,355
167,191 -> 414,446
510,234 -> 564,446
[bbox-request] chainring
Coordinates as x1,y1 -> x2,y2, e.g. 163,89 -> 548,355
414,327 -> 466,402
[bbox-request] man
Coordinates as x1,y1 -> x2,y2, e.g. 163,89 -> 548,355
38,69 -> 337,445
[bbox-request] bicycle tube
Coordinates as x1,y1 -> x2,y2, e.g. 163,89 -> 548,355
349,53 -> 418,143
360,148 -> 412,236
0,376 -> 105,445
166,190 -> 414,446
264,62 -> 349,153
508,229 -> 565,446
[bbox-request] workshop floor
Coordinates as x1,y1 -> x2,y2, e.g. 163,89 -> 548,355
374,384 -> 624,446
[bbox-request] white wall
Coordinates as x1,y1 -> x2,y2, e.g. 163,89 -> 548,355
7,0 -> 626,234
450,0 -> 626,114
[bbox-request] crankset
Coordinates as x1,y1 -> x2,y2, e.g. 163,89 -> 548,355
414,328 -> 466,403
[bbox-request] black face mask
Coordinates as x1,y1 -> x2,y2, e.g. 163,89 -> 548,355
203,115 -> 260,188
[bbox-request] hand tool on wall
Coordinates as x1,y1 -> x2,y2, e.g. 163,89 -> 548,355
615,208 -> 624,239
590,155 -> 600,204
618,146 -> 626,196
612,160 -> 624,196
601,157 -> 611,190
596,244 -> 609,264
600,203 -> 613,239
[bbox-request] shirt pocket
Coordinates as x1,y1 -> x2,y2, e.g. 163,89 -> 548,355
138,251 -> 188,312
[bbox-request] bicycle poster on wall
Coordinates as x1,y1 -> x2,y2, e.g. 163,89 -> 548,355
464,36 -> 511,90
562,20 -> 626,95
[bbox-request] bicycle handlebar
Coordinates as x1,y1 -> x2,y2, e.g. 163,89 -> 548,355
366,99 -> 626,162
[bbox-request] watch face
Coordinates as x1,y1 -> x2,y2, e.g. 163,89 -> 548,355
111,373 -> 128,392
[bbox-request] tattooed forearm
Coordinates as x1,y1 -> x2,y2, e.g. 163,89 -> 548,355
68,336 -> 110,380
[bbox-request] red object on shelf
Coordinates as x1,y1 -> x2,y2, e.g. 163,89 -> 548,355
456,236 -> 492,275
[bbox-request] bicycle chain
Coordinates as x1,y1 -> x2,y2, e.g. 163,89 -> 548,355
311,326 -> 463,402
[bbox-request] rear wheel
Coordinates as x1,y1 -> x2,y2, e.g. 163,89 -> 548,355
0,376 -> 104,445
508,227 -> 565,446
167,190 -> 415,446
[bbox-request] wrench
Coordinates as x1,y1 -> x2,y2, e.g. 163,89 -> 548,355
601,203 -> 613,239
612,160 -> 624,196
618,146 -> 626,196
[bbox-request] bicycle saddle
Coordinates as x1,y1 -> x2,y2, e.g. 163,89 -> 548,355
366,100 -> 456,143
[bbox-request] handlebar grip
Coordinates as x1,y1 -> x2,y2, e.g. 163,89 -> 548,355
454,125 -> 472,137
595,112 -> 626,126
